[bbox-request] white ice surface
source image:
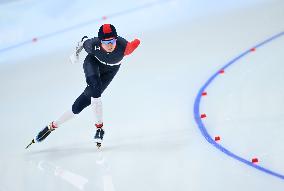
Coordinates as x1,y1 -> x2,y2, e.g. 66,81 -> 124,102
0,0 -> 284,190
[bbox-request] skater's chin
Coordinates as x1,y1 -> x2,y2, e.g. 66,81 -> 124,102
106,49 -> 114,52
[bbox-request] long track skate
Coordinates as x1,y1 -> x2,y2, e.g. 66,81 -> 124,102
25,123 -> 55,149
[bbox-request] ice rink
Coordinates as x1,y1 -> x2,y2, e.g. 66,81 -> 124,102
1,0 -> 284,190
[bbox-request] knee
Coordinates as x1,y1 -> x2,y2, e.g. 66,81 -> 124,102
72,93 -> 91,114
84,85 -> 102,98
85,75 -> 102,98
72,104 -> 81,115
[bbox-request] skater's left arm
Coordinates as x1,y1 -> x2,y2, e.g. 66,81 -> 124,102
124,38 -> 140,56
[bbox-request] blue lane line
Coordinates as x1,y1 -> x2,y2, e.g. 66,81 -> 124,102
193,31 -> 284,180
0,0 -> 171,54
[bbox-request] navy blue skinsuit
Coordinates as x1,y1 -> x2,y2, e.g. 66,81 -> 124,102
72,36 -> 128,114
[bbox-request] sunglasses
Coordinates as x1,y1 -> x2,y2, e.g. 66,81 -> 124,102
101,38 -> 117,45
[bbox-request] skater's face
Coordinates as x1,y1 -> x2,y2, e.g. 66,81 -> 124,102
101,37 -> 117,52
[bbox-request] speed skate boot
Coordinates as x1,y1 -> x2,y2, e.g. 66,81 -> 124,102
36,121 -> 57,142
94,123 -> 104,148
25,122 -> 58,149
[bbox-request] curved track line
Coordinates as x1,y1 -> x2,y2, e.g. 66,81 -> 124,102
193,31 -> 284,180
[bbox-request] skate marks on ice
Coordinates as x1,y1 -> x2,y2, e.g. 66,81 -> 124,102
25,143 -> 102,159
24,145 -> 116,191
21,130 -> 188,191
99,127 -> 190,153
194,31 -> 284,180
36,160 -> 89,190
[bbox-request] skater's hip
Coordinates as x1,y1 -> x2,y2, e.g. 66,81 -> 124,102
83,56 -> 120,77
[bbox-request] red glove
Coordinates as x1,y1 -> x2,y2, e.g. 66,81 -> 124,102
124,39 -> 140,56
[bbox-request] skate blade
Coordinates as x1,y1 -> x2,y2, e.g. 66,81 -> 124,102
25,139 -> 35,149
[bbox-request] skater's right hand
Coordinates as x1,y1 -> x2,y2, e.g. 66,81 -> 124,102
76,36 -> 88,52
69,52 -> 79,64
69,36 -> 88,64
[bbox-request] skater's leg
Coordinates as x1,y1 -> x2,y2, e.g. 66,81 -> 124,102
92,66 -> 120,148
58,60 -> 102,122
100,65 -> 120,93
30,92 -> 91,147
84,75 -> 105,146
92,66 -> 120,125
90,65 -> 120,126
83,74 -> 104,125
54,110 -> 76,127
82,70 -> 110,147
73,63 -> 104,139
55,89 -> 93,127
84,75 -> 103,98
72,92 -> 91,114
91,97 -> 103,125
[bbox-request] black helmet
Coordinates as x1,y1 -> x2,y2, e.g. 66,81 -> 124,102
98,24 -> 117,40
